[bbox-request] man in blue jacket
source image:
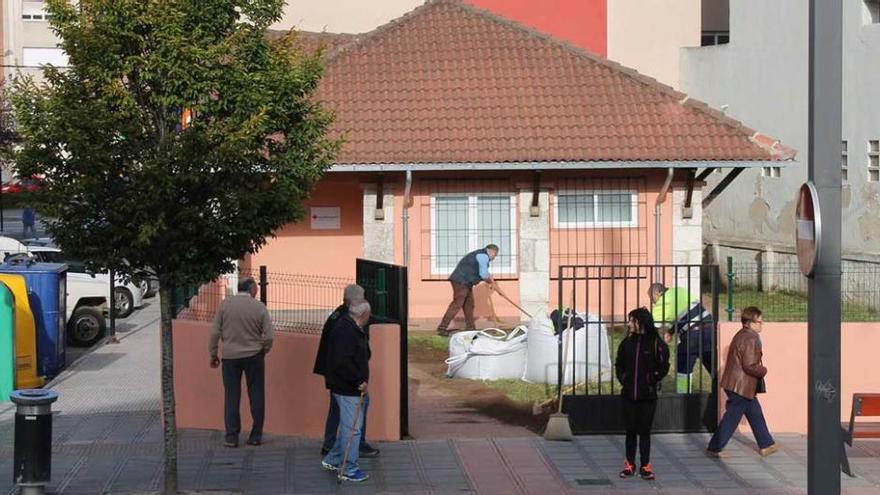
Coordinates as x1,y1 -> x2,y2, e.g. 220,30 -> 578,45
321,300 -> 372,483
437,243 -> 502,336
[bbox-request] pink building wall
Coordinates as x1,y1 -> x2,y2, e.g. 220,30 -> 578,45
464,0 -> 608,56
717,322 -> 880,434
172,320 -> 401,441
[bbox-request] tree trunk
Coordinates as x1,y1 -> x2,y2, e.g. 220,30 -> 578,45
159,287 -> 179,494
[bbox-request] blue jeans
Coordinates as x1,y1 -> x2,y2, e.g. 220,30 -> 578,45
322,394 -> 365,476
323,392 -> 369,451
708,390 -> 775,452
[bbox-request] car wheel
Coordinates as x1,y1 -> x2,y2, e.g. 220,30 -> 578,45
67,306 -> 106,347
113,287 -> 134,318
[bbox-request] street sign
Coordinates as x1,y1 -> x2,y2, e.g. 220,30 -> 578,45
796,182 -> 821,277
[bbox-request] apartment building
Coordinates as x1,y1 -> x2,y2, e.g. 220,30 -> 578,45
2,0 -> 65,83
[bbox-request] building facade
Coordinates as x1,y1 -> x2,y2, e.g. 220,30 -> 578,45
2,0 -> 65,83
681,0 -> 880,264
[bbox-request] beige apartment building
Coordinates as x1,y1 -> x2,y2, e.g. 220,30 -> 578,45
2,0 -> 64,83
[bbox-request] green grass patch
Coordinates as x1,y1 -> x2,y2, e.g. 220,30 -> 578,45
407,333 -> 451,353
715,289 -> 880,322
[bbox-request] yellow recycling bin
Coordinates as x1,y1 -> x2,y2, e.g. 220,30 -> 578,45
0,274 -> 45,389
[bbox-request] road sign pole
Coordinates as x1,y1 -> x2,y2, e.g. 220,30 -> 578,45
807,0 -> 842,493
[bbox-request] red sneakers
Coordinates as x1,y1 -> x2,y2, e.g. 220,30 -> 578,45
619,460 -> 636,478
639,464 -> 655,480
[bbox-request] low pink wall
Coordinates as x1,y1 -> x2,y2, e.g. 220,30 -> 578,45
172,320 -> 400,441
717,322 -> 880,434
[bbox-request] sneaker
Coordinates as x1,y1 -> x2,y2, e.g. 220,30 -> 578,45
246,438 -> 262,446
321,461 -> 338,472
759,444 -> 779,457
639,464 -> 655,481
436,328 -> 450,337
619,460 -> 636,478
359,443 -> 380,457
223,440 -> 238,448
338,469 -> 370,482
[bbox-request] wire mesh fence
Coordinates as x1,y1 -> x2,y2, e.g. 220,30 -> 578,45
719,259 -> 880,322
174,267 -> 352,333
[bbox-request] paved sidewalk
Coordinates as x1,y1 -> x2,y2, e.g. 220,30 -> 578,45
1,303 -> 879,494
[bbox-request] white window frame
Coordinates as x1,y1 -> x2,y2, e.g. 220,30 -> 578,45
552,189 -> 639,229
869,139 -> 880,182
429,192 -> 518,276
21,47 -> 68,67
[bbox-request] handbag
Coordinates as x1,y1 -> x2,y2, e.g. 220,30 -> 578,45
756,377 -> 767,394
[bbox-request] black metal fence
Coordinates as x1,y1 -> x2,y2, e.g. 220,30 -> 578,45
721,258 -> 880,322
173,266 -> 351,332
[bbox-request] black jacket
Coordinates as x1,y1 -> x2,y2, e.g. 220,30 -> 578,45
314,304 -> 389,378
615,332 -> 670,401
325,314 -> 371,396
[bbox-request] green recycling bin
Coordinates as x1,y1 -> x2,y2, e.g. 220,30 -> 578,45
0,282 -> 15,401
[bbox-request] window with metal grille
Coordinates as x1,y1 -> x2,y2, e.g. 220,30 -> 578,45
554,190 -> 638,228
762,166 -> 781,178
869,140 -> 879,182
842,140 -> 849,181
420,179 -> 517,280
700,31 -> 730,46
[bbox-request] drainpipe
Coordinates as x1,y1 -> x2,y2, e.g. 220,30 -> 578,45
654,168 -> 674,277
402,169 -> 412,267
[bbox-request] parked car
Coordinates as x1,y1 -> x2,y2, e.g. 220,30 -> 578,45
27,246 -> 145,318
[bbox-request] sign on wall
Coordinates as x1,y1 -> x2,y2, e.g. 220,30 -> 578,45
310,207 -> 341,230
795,182 -> 821,278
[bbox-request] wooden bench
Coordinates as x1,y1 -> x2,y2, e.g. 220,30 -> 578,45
840,393 -> 880,477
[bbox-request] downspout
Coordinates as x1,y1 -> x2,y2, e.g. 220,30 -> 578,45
654,168 -> 674,276
402,168 -> 412,267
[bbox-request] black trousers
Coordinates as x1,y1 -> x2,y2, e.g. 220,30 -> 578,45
222,352 -> 265,442
621,398 -> 657,466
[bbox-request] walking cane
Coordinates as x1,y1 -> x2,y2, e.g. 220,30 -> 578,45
337,392 -> 366,484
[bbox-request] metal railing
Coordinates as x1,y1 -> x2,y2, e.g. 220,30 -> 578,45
721,257 -> 880,322
173,266 -> 351,332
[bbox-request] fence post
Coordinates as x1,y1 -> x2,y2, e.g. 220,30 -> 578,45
726,256 -> 735,322
259,265 -> 268,306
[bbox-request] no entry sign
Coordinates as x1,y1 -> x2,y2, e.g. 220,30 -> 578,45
796,182 -> 821,277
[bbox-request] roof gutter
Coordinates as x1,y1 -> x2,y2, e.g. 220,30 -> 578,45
328,160 -> 784,173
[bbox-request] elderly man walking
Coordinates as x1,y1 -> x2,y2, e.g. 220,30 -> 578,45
706,306 -> 777,457
314,284 -> 380,458
209,277 -> 274,448
322,300 -> 372,482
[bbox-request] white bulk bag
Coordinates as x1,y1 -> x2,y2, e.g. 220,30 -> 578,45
445,327 -> 528,381
522,313 -> 612,384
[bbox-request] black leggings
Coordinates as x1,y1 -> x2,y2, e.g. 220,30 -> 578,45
621,398 -> 657,466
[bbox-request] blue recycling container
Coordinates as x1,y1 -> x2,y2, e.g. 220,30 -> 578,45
0,261 -> 67,378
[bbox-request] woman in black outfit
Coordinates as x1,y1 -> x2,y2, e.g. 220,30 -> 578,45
615,307 -> 670,481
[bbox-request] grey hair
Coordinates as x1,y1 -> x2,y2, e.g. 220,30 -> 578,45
343,284 -> 365,305
238,277 -> 257,293
348,300 -> 371,320
648,283 -> 666,296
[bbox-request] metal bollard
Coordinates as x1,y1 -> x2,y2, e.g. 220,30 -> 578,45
10,389 -> 59,495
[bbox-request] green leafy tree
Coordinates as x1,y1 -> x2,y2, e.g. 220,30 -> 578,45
10,1 -> 337,492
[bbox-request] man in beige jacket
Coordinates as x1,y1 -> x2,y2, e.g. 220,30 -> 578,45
209,277 -> 274,447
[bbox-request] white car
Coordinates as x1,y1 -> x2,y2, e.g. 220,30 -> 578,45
26,246 -> 145,319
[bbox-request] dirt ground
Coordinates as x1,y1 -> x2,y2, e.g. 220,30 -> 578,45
406,331 -> 550,439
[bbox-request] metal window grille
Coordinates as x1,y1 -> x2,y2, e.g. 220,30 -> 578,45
842,140 -> 849,181
550,176 -> 649,276
418,178 -> 518,280
869,140 -> 879,182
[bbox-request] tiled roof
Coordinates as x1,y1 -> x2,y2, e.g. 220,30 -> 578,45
314,0 -> 795,165
267,30 -> 360,55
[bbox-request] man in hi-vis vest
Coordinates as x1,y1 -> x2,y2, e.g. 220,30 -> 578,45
648,283 -> 715,394
436,244 -> 503,337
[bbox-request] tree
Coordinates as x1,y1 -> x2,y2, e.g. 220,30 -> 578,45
9,1 -> 337,492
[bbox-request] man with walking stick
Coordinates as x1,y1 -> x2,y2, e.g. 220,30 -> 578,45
321,300 -> 372,483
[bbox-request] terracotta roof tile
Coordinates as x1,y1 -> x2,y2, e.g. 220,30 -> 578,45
315,0 -> 795,165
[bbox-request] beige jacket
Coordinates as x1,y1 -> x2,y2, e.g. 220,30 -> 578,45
209,293 -> 274,360
719,327 -> 767,400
